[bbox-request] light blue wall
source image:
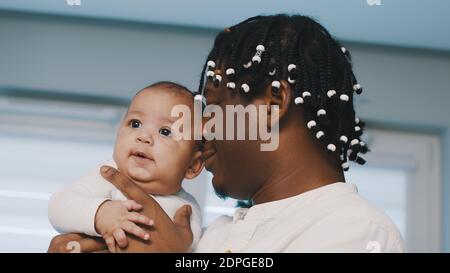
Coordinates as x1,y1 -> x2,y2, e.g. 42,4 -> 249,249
1,11 -> 449,251
350,45 -> 450,252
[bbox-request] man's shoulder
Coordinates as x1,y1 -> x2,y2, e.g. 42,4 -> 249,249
315,187 -> 398,231
286,186 -> 406,252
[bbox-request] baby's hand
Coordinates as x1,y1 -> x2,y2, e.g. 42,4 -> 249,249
94,200 -> 154,253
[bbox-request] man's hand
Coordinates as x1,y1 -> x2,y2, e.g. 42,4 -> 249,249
48,233 -> 107,253
100,165 -> 193,252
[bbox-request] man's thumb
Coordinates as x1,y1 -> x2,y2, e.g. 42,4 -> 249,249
173,205 -> 192,232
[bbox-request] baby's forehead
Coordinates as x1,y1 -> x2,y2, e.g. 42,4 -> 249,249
127,87 -> 194,116
135,86 -> 193,104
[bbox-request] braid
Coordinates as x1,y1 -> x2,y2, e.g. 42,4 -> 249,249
298,43 -> 312,105
197,59 -> 209,94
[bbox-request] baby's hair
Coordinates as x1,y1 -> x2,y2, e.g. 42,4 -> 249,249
146,81 -> 194,97
196,14 -> 368,171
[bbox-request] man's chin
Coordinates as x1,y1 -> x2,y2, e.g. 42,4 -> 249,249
212,176 -> 231,200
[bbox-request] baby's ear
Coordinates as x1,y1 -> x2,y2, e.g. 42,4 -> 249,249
184,150 -> 205,180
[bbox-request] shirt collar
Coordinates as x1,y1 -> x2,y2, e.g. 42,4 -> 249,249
232,182 -> 357,222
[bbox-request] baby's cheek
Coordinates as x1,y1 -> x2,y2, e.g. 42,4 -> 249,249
112,142 -> 128,171
112,146 -> 122,164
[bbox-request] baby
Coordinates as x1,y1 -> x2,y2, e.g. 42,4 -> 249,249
48,81 -> 204,252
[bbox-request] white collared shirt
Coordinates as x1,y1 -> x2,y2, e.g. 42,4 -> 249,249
195,182 -> 405,253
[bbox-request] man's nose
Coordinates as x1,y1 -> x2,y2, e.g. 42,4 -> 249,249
201,140 -> 216,161
136,132 -> 153,145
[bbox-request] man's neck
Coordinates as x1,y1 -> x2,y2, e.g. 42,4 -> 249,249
251,128 -> 344,205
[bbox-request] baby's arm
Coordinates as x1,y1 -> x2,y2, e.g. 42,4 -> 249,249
48,163 -> 153,252
48,165 -> 115,236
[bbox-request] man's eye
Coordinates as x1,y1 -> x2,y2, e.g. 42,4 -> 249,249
129,119 -> 141,128
206,101 -> 219,106
159,127 -> 172,137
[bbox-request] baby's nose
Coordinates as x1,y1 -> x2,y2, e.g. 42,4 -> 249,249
136,134 -> 153,145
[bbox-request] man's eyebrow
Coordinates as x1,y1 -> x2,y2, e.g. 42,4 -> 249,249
203,82 -> 217,96
204,86 -> 220,103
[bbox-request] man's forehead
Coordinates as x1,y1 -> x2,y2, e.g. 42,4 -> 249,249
204,82 -> 223,102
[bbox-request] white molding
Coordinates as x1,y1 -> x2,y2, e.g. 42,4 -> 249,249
363,128 -> 441,252
0,190 -> 51,200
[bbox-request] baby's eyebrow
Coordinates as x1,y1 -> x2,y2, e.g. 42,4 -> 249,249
126,110 -> 143,116
162,115 -> 180,124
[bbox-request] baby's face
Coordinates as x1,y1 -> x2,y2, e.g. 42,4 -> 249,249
113,87 -> 201,195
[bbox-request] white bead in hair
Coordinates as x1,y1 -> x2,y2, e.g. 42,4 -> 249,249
206,70 -> 215,78
317,109 -> 326,116
341,47 -> 347,54
302,91 -> 311,98
243,61 -> 252,68
207,60 -> 216,69
271,81 -> 281,89
256,45 -> 265,52
194,94 -> 206,104
339,135 -> 348,143
288,64 -> 297,72
214,75 -> 222,83
342,162 -> 350,169
327,89 -> 337,98
353,83 -> 361,91
355,126 -> 361,132
350,139 -> 359,146
268,68 -> 276,76
241,83 -> 250,93
288,77 -> 296,84
227,82 -> 236,89
355,117 -> 360,124
294,97 -> 304,105
307,120 -> 317,129
327,144 -> 336,152
226,68 -> 235,76
340,94 -> 349,101
316,131 -> 325,139
252,55 -> 262,63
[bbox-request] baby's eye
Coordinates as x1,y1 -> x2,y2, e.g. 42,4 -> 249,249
159,127 -> 172,137
129,119 -> 142,129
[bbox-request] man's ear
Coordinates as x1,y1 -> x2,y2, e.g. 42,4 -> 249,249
253,80 -> 293,124
184,150 -> 205,180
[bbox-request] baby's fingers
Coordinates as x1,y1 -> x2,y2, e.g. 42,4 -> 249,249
122,200 -> 143,211
128,211 -> 154,226
121,221 -> 150,241
103,234 -> 116,253
113,228 -> 128,249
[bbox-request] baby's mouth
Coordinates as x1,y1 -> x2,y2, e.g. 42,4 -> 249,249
130,150 -> 154,162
